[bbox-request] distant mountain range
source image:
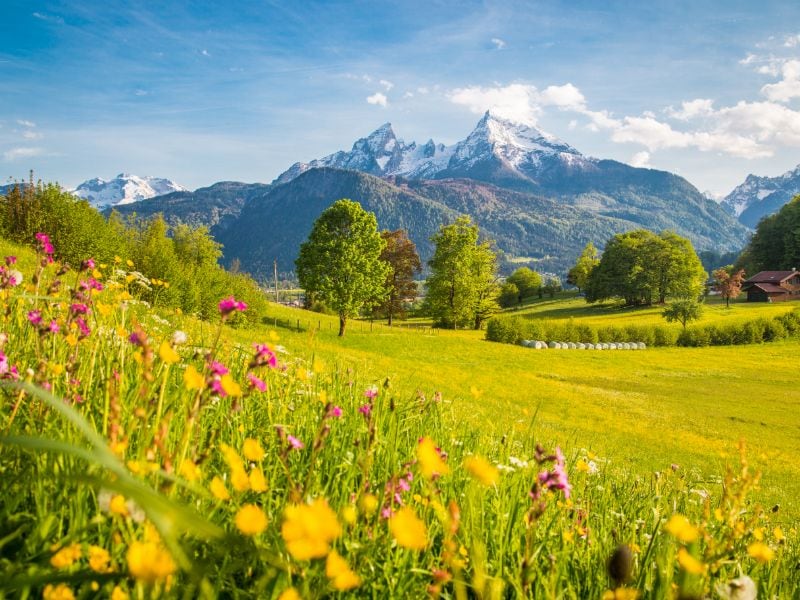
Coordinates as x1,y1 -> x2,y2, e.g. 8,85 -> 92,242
6,112 -> 763,279
721,163 -> 800,228
71,173 -> 187,208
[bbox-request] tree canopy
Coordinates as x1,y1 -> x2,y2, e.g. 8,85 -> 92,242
374,229 -> 422,325
425,216 -> 499,329
736,195 -> 800,274
712,266 -> 746,308
585,230 -> 706,306
506,267 -> 542,305
296,199 -> 389,336
567,242 -> 600,292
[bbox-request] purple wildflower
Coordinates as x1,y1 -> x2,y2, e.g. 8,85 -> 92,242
70,303 -> 89,316
75,317 -> 91,339
80,258 -> 96,271
128,331 -> 147,346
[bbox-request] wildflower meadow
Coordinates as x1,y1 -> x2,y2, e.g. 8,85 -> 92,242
0,235 -> 797,599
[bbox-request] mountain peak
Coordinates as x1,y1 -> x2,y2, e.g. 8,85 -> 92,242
72,173 -> 187,208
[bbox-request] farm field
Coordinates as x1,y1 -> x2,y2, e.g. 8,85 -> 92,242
502,293 -> 798,329
252,303 -> 800,520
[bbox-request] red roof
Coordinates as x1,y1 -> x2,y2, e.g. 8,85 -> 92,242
745,271 -> 796,283
749,282 -> 788,294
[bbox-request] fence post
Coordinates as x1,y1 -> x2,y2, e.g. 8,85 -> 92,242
296,319 -> 300,332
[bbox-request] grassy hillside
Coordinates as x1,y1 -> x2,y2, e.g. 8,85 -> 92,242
252,302 -> 800,519
1,237 -> 796,597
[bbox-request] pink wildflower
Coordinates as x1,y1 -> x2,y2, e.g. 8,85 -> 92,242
218,296 -> 247,317
251,343 -> 277,368
27,310 -> 43,326
48,320 -> 59,333
75,317 -> 91,339
358,404 -> 371,416
5,256 -> 16,266
80,258 -> 95,271
287,435 -> 304,450
247,372 -> 267,392
70,303 -> 89,316
364,386 -> 378,399
35,232 -> 55,260
209,361 -> 229,376
328,405 -> 343,418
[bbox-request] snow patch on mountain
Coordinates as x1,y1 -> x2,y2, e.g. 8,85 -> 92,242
273,110 -> 592,186
721,163 -> 800,217
72,173 -> 187,208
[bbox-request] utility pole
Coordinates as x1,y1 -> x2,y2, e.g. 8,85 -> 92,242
273,259 -> 279,304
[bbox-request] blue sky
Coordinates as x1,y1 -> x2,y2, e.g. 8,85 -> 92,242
2,0 -> 800,196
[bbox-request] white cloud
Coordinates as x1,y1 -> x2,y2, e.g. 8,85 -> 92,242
567,119 -> 578,130
665,98 -> 715,121
379,79 -> 394,91
784,34 -> 800,48
32,12 -> 64,24
539,83 -> 586,110
366,92 -> 388,107
17,119 -> 36,128
761,59 -> 800,102
491,37 -> 507,50
201,49 -> 210,57
416,87 -> 429,95
629,151 -> 651,168
448,83 -> 541,125
22,130 -> 43,140
403,91 -> 414,99
134,89 -> 148,96
610,116 -> 692,151
3,147 -> 43,161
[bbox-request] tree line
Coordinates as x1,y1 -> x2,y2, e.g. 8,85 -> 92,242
0,180 -> 267,325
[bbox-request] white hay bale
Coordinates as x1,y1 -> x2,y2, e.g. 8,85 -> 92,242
609,343 -> 617,350
638,342 -> 646,350
622,342 -> 631,350
586,343 -> 594,349
577,343 -> 586,349
521,340 -> 533,347
548,341 -> 558,349
536,341 -> 547,349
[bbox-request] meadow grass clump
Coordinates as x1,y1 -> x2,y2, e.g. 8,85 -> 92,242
0,234 -> 798,598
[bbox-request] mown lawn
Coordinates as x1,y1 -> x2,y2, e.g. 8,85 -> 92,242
245,302 -> 800,520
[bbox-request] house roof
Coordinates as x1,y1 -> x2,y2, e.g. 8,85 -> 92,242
745,271 -> 797,283
747,282 -> 789,294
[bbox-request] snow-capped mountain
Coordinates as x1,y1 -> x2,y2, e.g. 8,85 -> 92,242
274,111 -> 593,188
721,164 -> 800,228
72,173 -> 187,208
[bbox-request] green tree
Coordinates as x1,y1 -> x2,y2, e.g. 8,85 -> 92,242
498,282 -> 520,308
506,267 -> 542,304
737,195 -> 800,273
662,298 -> 704,330
567,242 -> 599,292
542,276 -> 562,299
425,216 -> 499,329
296,199 -> 389,336
375,229 -> 422,325
585,230 -> 705,306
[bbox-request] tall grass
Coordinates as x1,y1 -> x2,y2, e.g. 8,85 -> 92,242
0,237 -> 797,598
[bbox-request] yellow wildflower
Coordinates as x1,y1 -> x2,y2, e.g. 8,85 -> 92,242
110,439 -> 128,457
65,333 -> 78,347
753,527 -> 765,541
96,302 -> 112,317
183,365 -> 205,390
158,341 -> 180,365
243,438 -> 265,461
278,588 -> 302,600
126,259 -> 134,267
563,530 -> 575,543
88,545 -> 112,573
665,514 -> 698,543
178,459 -> 202,482
464,455 -> 499,486
389,507 -> 427,551
677,548 -> 705,575
602,589 -> 639,600
220,444 -> 245,472
774,526 -> 785,542
747,542 -> 775,563
318,390 -> 327,404
249,468 -> 268,492
714,507 -> 725,521
220,373 -> 242,397
210,476 -> 230,500
281,498 -> 342,560
576,459 -> 591,473
359,493 -> 378,515
126,540 -> 176,583
325,550 -> 361,591
43,583 -> 75,600
109,495 -> 129,517
235,504 -> 269,536
341,505 -> 357,525
110,586 -> 129,600
416,437 -> 449,479
230,467 -> 250,492
50,543 -> 82,568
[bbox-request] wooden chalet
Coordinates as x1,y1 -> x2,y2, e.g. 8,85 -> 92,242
742,270 -> 800,302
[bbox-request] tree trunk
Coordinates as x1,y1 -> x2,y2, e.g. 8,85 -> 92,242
338,314 -> 346,337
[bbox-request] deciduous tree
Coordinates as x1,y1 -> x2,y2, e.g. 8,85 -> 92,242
662,298 -> 704,330
567,242 -> 599,292
425,216 -> 499,329
506,267 -> 542,304
296,199 -> 389,336
375,229 -> 421,325
712,266 -> 746,308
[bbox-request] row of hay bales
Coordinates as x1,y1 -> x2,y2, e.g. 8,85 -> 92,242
520,340 -> 647,350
